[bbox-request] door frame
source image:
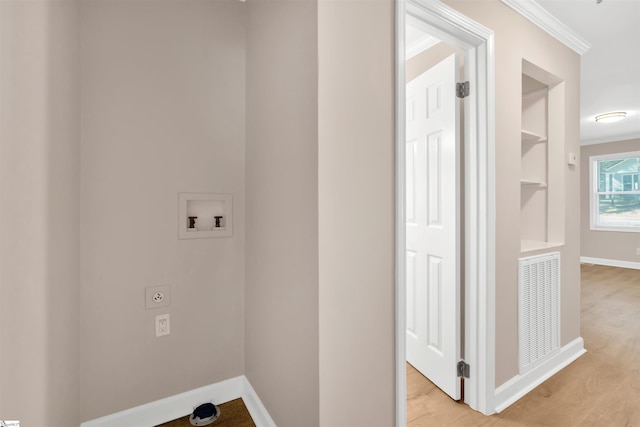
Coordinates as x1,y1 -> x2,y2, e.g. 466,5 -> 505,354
395,0 -> 496,423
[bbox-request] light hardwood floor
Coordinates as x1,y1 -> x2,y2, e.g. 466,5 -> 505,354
407,264 -> 640,426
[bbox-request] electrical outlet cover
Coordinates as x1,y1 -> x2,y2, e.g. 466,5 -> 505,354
155,313 -> 170,337
146,285 -> 171,309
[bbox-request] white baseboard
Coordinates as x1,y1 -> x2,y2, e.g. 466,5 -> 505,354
80,375 -> 276,427
494,337 -> 586,413
240,376 -> 276,427
580,256 -> 640,270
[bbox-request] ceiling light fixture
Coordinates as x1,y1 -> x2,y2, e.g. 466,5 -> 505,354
595,112 -> 627,123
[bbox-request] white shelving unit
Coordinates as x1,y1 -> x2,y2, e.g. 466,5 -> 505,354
520,179 -> 547,187
521,239 -> 563,253
520,60 -> 565,253
521,129 -> 547,143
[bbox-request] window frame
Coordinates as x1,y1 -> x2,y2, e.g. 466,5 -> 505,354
589,150 -> 640,233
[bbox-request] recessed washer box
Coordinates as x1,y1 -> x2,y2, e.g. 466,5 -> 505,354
178,192 -> 233,239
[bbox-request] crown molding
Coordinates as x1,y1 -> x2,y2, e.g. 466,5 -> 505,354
501,0 -> 591,55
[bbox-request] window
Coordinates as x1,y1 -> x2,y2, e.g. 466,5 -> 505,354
590,151 -> 640,232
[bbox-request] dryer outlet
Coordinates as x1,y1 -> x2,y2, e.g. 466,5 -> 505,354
146,285 -> 171,309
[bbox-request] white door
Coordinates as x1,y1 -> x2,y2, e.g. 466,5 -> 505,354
406,54 -> 461,400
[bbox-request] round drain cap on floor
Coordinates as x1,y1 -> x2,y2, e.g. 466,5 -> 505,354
189,402 -> 220,426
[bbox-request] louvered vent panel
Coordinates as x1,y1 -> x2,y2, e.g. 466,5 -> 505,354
518,252 -> 560,374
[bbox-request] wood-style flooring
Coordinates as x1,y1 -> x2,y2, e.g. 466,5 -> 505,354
155,398 -> 255,427
408,264 -> 640,426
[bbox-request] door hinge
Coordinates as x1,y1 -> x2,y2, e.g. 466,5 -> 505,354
456,81 -> 470,98
457,360 -> 470,378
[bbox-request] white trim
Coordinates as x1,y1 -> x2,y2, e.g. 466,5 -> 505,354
494,337 -> 586,413
405,14 -> 442,60
396,0 -> 496,420
500,0 -> 590,55
588,150 -> 640,163
395,3 -> 407,426
590,225 -> 640,234
580,256 -> 640,271
589,151 -> 640,233
240,376 -> 277,427
406,34 -> 441,60
80,376 -> 276,427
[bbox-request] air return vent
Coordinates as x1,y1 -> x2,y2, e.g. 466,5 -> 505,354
518,252 -> 560,374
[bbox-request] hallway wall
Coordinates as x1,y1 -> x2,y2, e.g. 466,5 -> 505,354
80,0 -> 246,420
0,1 -> 586,424
445,0 -> 582,387
245,1 -> 397,425
244,1 -> 320,426
0,0 -> 81,424
318,0 -> 396,425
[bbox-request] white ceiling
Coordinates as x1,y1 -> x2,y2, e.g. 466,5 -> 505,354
406,0 -> 640,146
536,0 -> 640,145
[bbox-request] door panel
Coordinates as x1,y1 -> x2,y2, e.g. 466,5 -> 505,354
406,53 -> 461,401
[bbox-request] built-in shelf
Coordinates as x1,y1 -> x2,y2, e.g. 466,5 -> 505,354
520,179 -> 547,187
521,129 -> 547,143
520,62 -> 565,254
521,240 -> 563,253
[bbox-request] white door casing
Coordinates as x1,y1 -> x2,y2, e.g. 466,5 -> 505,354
396,0 -> 496,422
405,54 -> 461,401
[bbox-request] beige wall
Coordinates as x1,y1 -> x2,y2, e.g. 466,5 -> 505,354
406,42 -> 464,83
318,0 -> 396,425
244,1 -> 319,426
80,0 -> 246,420
0,0 -> 81,425
0,0 -> 587,424
581,138 -> 640,264
445,0 -> 582,387
245,2 -> 397,426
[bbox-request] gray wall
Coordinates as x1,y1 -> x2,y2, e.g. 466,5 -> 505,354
245,1 -> 319,426
80,0 -> 246,420
581,138 -> 640,264
0,0 -> 81,424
